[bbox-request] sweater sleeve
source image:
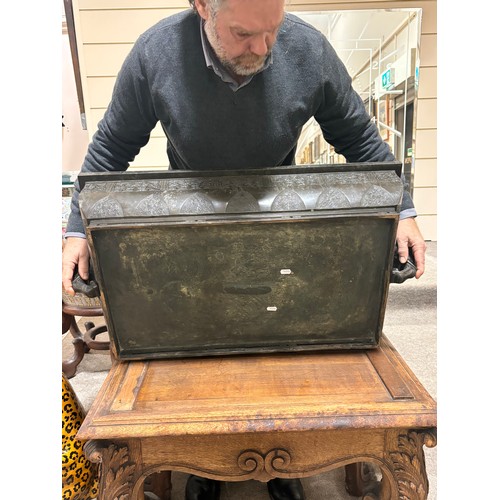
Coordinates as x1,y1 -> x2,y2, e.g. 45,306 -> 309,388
66,36 -> 159,234
313,37 -> 415,217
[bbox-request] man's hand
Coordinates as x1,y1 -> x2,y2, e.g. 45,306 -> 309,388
395,217 -> 427,279
62,237 -> 90,296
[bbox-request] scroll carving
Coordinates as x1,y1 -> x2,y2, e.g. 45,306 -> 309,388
387,429 -> 437,500
237,449 -> 292,481
84,440 -> 136,500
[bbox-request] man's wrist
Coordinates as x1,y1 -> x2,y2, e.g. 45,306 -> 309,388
63,231 -> 87,239
399,208 -> 417,220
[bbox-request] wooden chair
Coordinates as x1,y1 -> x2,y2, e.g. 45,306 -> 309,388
61,237 -> 111,378
62,301 -> 110,378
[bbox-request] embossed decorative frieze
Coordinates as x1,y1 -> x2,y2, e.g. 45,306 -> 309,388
80,168 -> 403,219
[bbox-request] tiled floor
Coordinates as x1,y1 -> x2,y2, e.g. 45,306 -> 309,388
64,242 -> 437,500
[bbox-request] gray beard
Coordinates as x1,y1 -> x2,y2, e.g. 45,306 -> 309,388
204,19 -> 268,77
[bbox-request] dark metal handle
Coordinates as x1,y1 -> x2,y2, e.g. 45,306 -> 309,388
390,248 -> 417,284
72,265 -> 100,298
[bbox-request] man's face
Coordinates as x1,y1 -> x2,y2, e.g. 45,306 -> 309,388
197,0 -> 285,77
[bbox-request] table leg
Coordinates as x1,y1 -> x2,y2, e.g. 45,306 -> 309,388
144,471 -> 172,500
345,462 -> 380,498
62,311 -> 87,378
84,440 -> 172,500
379,428 -> 437,500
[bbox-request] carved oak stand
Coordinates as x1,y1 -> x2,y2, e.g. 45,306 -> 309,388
78,335 -> 437,500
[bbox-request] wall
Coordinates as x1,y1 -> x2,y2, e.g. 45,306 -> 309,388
70,0 -> 437,240
62,21 -> 90,172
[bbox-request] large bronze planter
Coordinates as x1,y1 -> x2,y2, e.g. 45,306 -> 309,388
78,162 -> 404,360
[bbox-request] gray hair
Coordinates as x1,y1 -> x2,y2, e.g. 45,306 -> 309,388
188,0 -> 224,15
188,0 -> 288,15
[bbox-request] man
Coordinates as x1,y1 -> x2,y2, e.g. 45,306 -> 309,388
62,0 -> 427,498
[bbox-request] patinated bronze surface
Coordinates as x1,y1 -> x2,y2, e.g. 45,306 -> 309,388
78,163 -> 404,360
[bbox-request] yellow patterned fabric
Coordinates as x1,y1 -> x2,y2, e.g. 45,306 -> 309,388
62,373 -> 99,500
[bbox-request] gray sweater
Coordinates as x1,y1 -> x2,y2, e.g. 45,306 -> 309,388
66,10 -> 416,235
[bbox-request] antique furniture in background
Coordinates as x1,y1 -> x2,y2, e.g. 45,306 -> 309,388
62,239 -> 111,378
62,302 -> 110,378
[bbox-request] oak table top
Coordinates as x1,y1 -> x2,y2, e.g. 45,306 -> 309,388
78,335 -> 437,499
